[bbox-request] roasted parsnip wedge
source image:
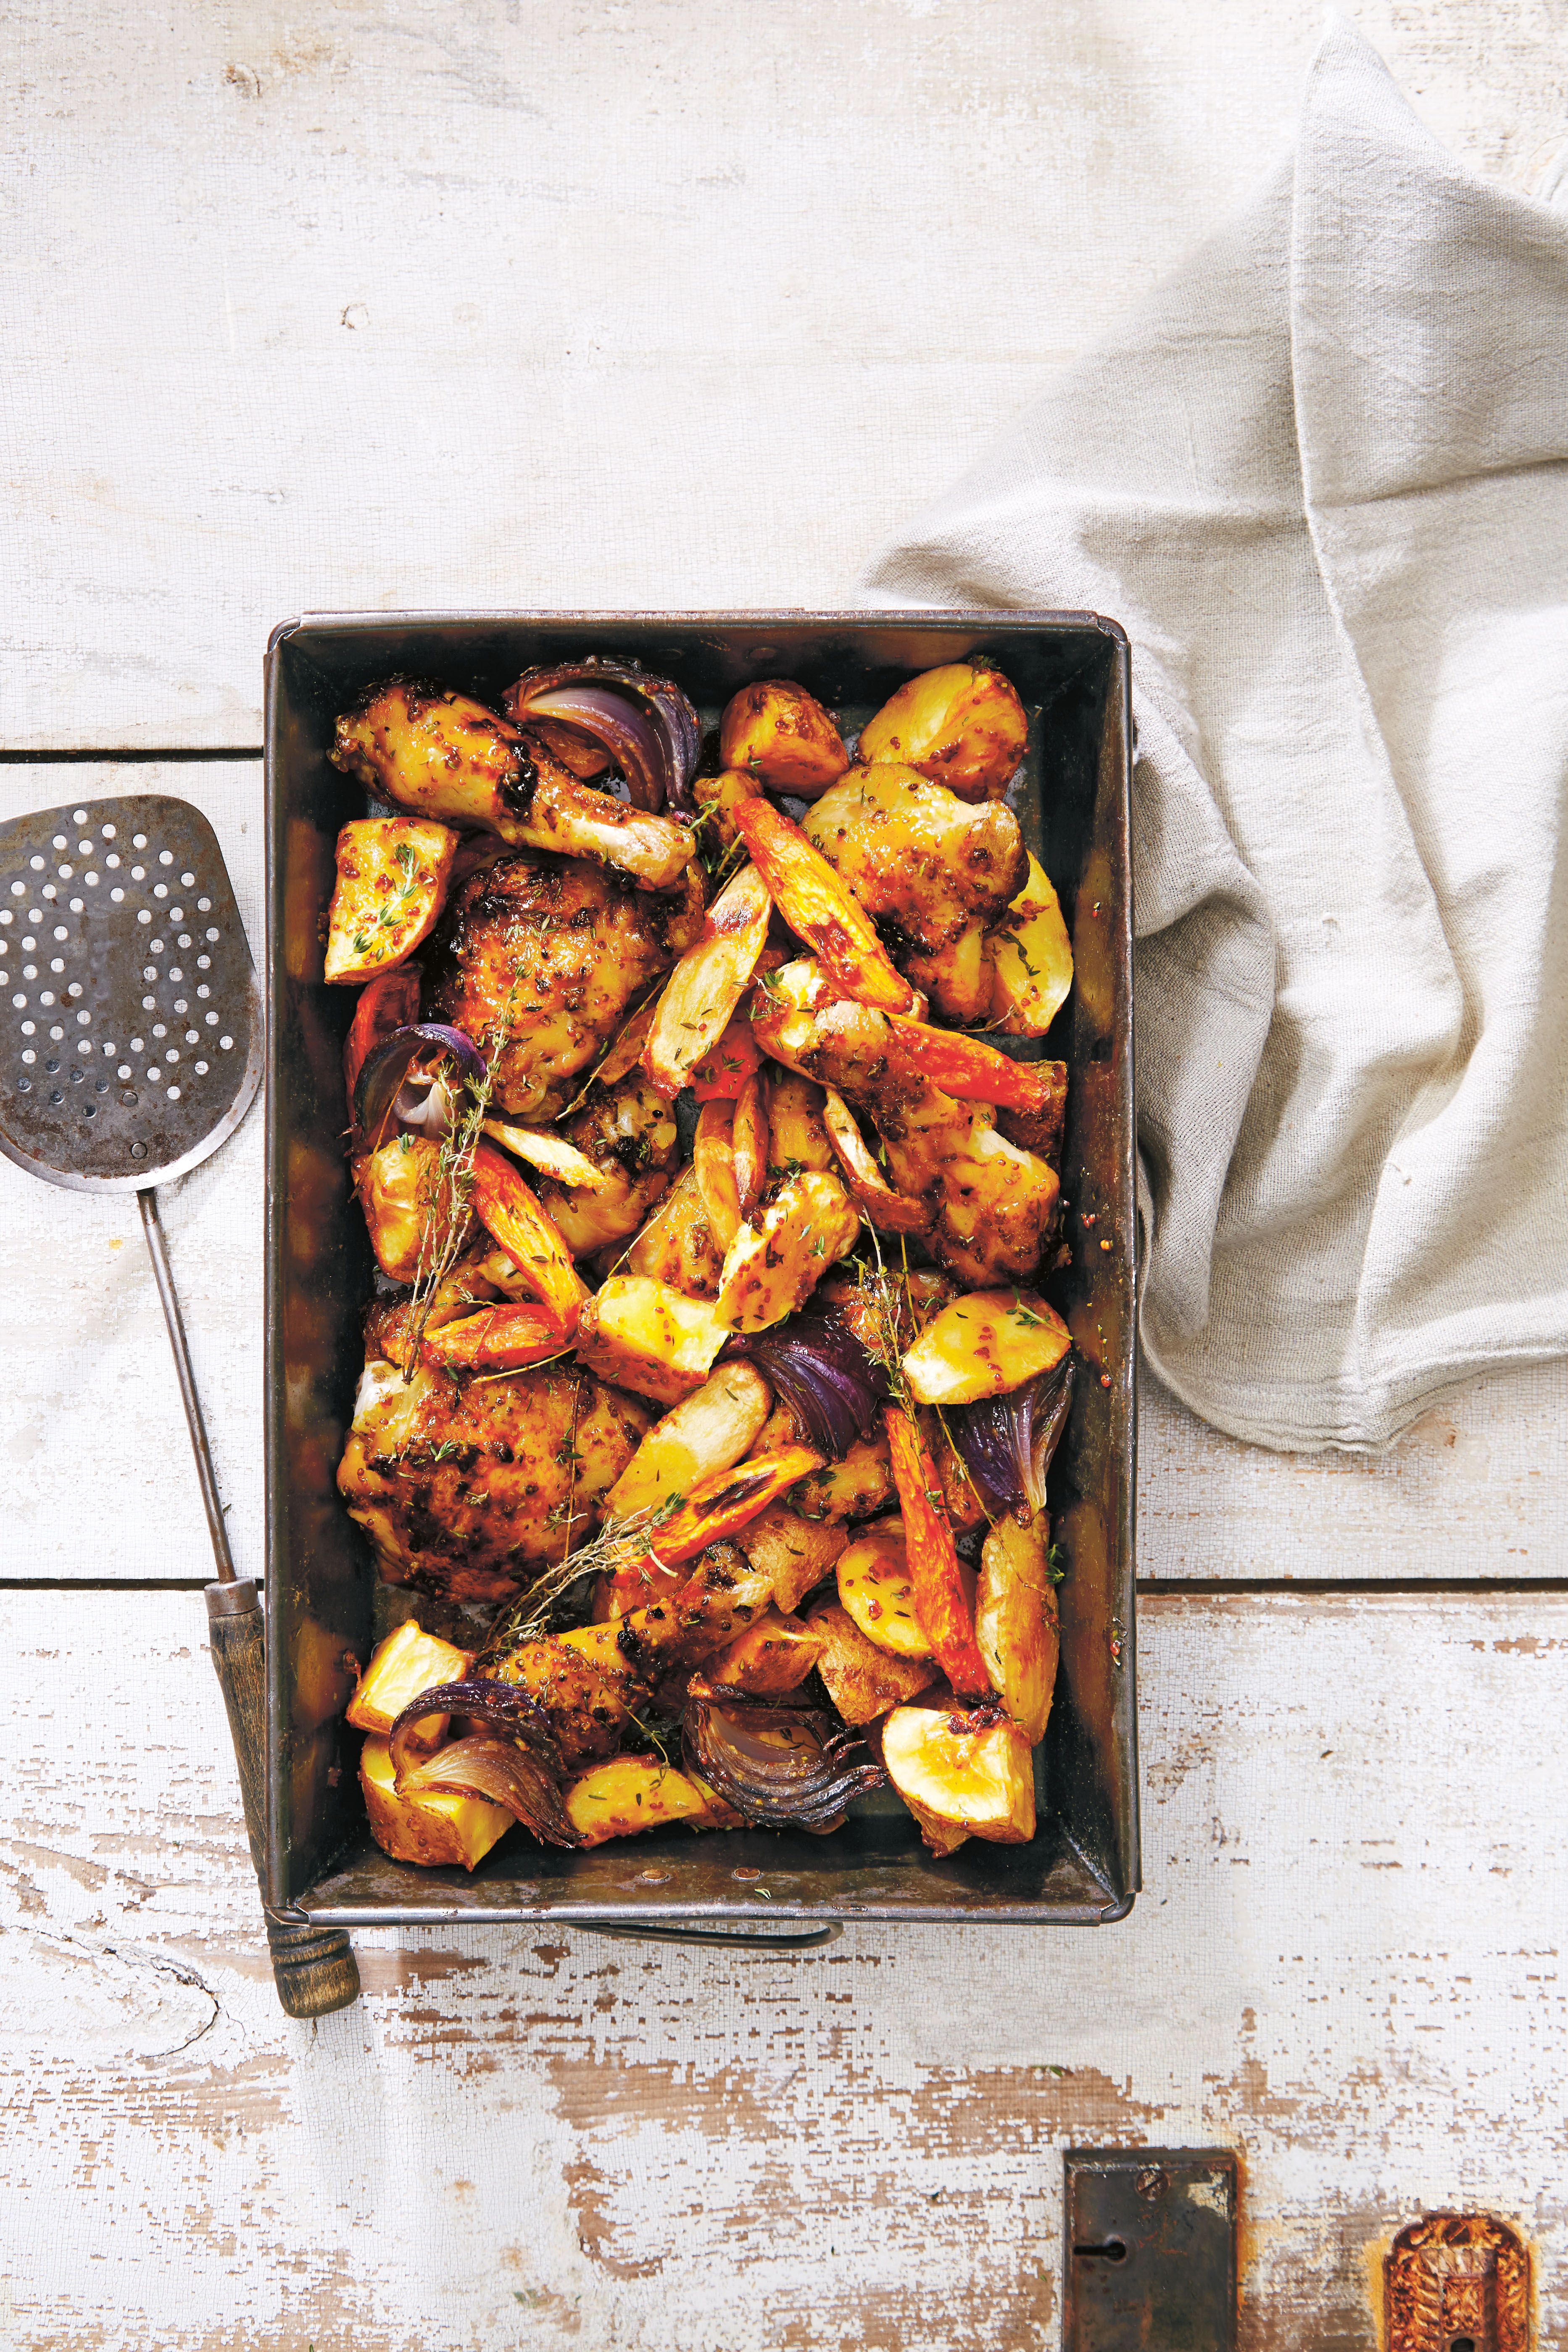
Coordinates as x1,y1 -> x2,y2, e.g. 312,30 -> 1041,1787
901,1289 -> 1072,1406
719,679 -> 848,796
564,1755 -> 739,1846
574,1275 -> 730,1405
707,1607 -> 823,1696
733,801 -> 917,1014
605,1363 -> 774,1522
694,1099 -> 743,1252
420,1303 -> 567,1373
808,1602 -> 939,1725
324,817 -> 458,986
820,1086 -> 933,1235
360,1735 -> 513,1871
347,1620 -> 474,1746
752,955 -> 1058,1116
714,1169 -> 860,1332
467,1144 -> 590,1339
607,1446 -> 825,1612
644,861 -> 772,1098
482,1119 -> 613,1191
855,661 -> 1028,803
985,852 -> 1074,1036
881,1704 -> 1036,1846
976,1516 -> 1059,1745
731,1073 -> 768,1219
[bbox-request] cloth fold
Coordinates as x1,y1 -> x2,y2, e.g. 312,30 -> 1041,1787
862,19 -> 1568,1451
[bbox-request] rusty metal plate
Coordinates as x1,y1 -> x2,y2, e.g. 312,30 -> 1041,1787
1063,2147 -> 1237,2352
1387,2213 -> 1531,2352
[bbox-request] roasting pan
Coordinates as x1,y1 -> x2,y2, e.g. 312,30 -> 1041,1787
264,611 -> 1137,1935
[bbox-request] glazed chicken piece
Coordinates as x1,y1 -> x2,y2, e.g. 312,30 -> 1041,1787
338,1359 -> 649,1603
803,764 -> 1025,954
751,959 -> 1059,1285
332,679 -> 696,891
424,851 -> 700,1120
532,1069 -> 680,1258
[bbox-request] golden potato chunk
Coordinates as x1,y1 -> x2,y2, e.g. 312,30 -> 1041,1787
855,662 -> 1028,803
901,1289 -> 1072,1406
564,1755 -> 737,1846
764,1069 -> 835,1177
644,861 -> 772,1099
714,1169 -> 860,1333
707,1606 -> 823,1696
904,920 -> 991,1025
835,1522 -> 930,1659
356,1135 -> 470,1284
881,1705 -> 1036,1846
976,1517 -> 1059,1745
359,1735 -> 512,1872
733,1504 -> 848,1613
719,679 -> 848,796
625,1164 -> 728,1300
803,764 -> 1024,953
605,1364 -> 774,1522
574,1276 -> 729,1406
809,1602 -> 939,1726
986,852 -> 1074,1037
345,1620 -> 473,1746
325,818 -> 458,985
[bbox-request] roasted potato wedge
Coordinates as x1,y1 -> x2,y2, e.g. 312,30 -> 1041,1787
855,662 -> 1028,803
625,1164 -> 728,1300
324,817 -> 457,986
820,1085 -> 932,1235
357,1135 -> 471,1284
986,853 -> 1074,1037
734,1504 -> 848,1612
694,1099 -> 743,1252
789,1428 -> 896,1523
809,1601 -> 939,1725
902,1288 -> 1071,1406
644,861 -> 772,1098
714,1169 -> 860,1332
734,802 -> 917,1014
360,1734 -> 513,1871
573,1275 -> 729,1406
605,1363 -> 774,1522
881,1704 -> 1036,1846
904,920 -> 990,1025
764,1069 -> 835,1176
346,1620 -> 474,1747
976,1516 -> 1059,1745
564,1755 -> 738,1846
835,1522 -> 929,1659
707,1606 -> 823,1696
719,679 -> 848,796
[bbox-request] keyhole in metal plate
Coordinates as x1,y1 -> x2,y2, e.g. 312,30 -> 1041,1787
1449,2340 -> 1476,2352
1073,2240 -> 1128,2264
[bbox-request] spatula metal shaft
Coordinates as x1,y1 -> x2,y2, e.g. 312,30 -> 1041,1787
138,1188 -> 236,1581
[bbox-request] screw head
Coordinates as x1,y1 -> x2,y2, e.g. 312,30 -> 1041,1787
129,1140 -> 148,1161
1135,2167 -> 1169,2203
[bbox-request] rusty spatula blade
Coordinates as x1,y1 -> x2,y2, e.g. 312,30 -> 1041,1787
0,793 -> 261,1191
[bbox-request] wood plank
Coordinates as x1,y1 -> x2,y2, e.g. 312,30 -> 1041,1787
3,2 -> 1564,744
2,1587 -> 1562,2347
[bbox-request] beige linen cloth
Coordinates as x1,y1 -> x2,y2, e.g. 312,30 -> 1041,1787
862,19 -> 1568,1452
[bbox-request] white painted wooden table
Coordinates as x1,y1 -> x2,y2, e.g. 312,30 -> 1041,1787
3,5 -> 1565,2346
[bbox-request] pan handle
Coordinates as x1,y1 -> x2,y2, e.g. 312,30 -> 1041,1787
576,1920 -> 842,1952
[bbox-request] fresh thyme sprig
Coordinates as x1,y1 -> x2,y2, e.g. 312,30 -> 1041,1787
477,1488 -> 689,1660
402,989 -> 519,1377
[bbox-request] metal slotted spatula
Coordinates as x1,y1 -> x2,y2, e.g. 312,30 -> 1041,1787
0,793 -> 358,2020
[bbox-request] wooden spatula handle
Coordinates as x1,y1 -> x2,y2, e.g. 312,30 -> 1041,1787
206,1581 -> 361,2020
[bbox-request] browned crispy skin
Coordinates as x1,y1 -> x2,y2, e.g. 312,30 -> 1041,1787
425,852 -> 699,1119
995,1061 -> 1069,1172
803,764 -> 1026,952
337,1361 -> 650,1601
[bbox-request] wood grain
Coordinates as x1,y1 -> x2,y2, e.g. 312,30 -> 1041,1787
1,1587 -> 1562,2349
2,1 -> 1564,745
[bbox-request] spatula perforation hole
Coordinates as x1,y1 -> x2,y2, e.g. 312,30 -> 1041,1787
71,810 -> 87,826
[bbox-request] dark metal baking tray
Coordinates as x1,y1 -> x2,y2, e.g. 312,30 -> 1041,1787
264,611 -> 1137,1932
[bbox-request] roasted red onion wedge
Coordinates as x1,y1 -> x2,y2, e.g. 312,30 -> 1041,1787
948,1357 -> 1075,1521
503,660 -> 701,814
719,1310 -> 891,1459
683,1691 -> 885,1828
398,1736 -> 580,1846
387,1675 -> 561,1783
353,1022 -> 486,1149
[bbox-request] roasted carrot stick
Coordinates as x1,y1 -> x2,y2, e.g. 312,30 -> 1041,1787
883,1405 -> 990,1697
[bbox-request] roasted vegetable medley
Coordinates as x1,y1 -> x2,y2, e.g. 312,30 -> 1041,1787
327,656 -> 1078,1867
